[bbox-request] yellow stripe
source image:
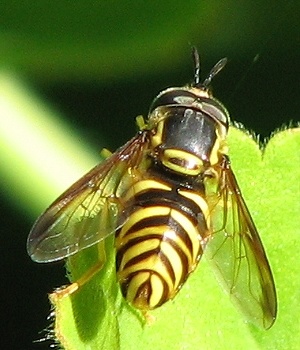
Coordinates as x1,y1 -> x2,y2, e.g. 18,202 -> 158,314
170,208 -> 201,263
117,206 -> 171,240
125,272 -> 166,309
149,273 -> 165,308
116,225 -> 166,246
162,149 -> 203,176
151,120 -> 164,148
125,271 -> 150,307
123,179 -> 171,201
163,230 -> 193,266
161,240 -> 183,290
118,238 -> 160,271
117,225 -> 193,266
178,189 -> 210,228
119,250 -> 174,293
209,128 -> 227,166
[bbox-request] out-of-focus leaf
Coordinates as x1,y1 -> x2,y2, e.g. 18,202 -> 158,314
0,1 -> 298,83
0,71 -> 99,213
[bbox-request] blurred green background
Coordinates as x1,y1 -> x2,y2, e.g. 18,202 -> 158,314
0,1 -> 299,349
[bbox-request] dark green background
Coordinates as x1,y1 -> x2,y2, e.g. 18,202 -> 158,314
1,1 -> 299,349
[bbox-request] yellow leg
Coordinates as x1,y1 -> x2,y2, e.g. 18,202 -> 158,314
135,115 -> 146,130
100,148 -> 112,159
54,242 -> 107,298
54,261 -> 104,298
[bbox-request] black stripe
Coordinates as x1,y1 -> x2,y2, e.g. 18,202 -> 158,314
123,249 -> 158,270
136,271 -> 170,308
116,164 -> 210,309
116,234 -> 161,270
116,232 -> 191,282
121,193 -> 205,230
121,270 -> 170,308
121,244 -> 176,285
133,189 -> 203,226
156,250 -> 176,286
135,276 -> 153,305
148,163 -> 206,192
164,235 -> 192,279
125,215 -> 194,255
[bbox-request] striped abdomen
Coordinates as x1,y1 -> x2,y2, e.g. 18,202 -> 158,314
115,176 -> 210,310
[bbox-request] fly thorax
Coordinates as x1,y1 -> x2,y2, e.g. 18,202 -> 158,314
147,86 -> 229,176
149,107 -> 226,176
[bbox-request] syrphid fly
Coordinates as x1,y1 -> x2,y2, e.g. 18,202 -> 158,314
27,48 -> 276,329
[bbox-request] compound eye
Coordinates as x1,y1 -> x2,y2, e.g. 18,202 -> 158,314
149,89 -> 196,113
201,101 -> 229,130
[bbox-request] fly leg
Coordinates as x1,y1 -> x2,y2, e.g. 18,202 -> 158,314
52,241 -> 107,298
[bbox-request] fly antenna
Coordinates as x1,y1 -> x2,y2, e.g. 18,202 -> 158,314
192,46 -> 201,86
202,57 -> 228,88
191,47 -> 227,88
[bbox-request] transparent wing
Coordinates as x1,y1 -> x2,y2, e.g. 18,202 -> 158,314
27,133 -> 149,263
206,155 -> 277,329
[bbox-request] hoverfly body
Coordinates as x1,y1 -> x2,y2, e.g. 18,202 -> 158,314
27,48 -> 276,329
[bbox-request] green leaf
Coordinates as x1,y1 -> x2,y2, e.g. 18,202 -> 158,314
51,237 -> 121,350
50,126 -> 300,350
